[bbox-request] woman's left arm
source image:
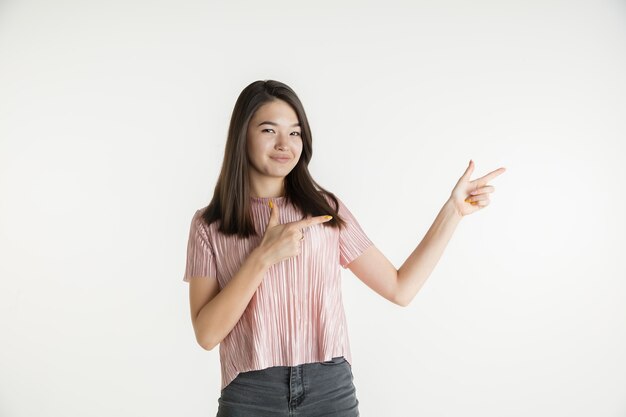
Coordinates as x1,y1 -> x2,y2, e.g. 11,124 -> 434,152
347,160 -> 506,307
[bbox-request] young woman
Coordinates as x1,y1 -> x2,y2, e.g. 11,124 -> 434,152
183,80 -> 506,416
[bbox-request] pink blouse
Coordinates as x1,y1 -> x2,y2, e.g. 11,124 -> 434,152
183,194 -> 374,391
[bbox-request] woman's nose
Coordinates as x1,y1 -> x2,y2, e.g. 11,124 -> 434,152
275,133 -> 289,148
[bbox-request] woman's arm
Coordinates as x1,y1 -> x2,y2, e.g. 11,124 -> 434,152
395,198 -> 462,306
348,160 -> 505,307
347,198 -> 461,307
190,202 -> 333,350
190,247 -> 270,350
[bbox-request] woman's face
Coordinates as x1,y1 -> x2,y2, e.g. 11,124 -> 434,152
246,99 -> 303,184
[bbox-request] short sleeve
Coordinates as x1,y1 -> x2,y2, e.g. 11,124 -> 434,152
183,210 -> 217,282
336,196 -> 374,269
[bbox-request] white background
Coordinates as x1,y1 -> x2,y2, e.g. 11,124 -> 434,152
1,0 -> 625,416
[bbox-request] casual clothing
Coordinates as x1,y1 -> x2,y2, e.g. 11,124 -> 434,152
183,194 -> 373,392
216,356 -> 359,416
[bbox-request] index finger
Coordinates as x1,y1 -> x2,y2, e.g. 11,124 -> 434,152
291,215 -> 333,230
474,167 -> 506,186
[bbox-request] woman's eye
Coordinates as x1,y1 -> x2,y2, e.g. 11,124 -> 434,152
261,128 -> 300,136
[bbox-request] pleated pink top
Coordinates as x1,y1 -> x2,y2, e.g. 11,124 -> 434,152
182,194 -> 374,391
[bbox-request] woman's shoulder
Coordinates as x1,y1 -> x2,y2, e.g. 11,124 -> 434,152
320,190 -> 342,208
191,205 -> 219,236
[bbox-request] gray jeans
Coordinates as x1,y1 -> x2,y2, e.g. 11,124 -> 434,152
216,356 -> 360,417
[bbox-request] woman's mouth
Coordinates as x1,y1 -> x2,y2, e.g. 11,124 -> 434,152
270,156 -> 291,163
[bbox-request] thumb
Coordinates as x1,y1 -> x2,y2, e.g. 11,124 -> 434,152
266,199 -> 280,228
461,159 -> 474,180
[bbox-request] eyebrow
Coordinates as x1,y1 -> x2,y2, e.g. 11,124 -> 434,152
257,121 -> 301,127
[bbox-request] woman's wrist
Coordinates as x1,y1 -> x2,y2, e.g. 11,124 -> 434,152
250,246 -> 272,270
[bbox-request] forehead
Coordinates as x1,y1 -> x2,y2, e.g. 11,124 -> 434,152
252,99 -> 299,123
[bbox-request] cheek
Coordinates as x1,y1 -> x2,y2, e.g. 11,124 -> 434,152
247,138 -> 268,158
294,138 -> 304,153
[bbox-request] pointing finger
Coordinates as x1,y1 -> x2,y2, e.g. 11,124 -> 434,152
291,215 -> 333,230
474,167 -> 506,187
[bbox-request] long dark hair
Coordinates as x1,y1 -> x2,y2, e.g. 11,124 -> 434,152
200,79 -> 347,239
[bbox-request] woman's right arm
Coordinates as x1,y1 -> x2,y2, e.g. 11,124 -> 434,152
188,200 -> 332,350
190,247 -> 270,350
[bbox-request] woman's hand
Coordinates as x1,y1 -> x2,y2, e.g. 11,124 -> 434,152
257,199 -> 333,267
449,160 -> 506,217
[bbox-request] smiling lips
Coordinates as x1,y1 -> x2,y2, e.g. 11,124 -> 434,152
270,156 -> 291,163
